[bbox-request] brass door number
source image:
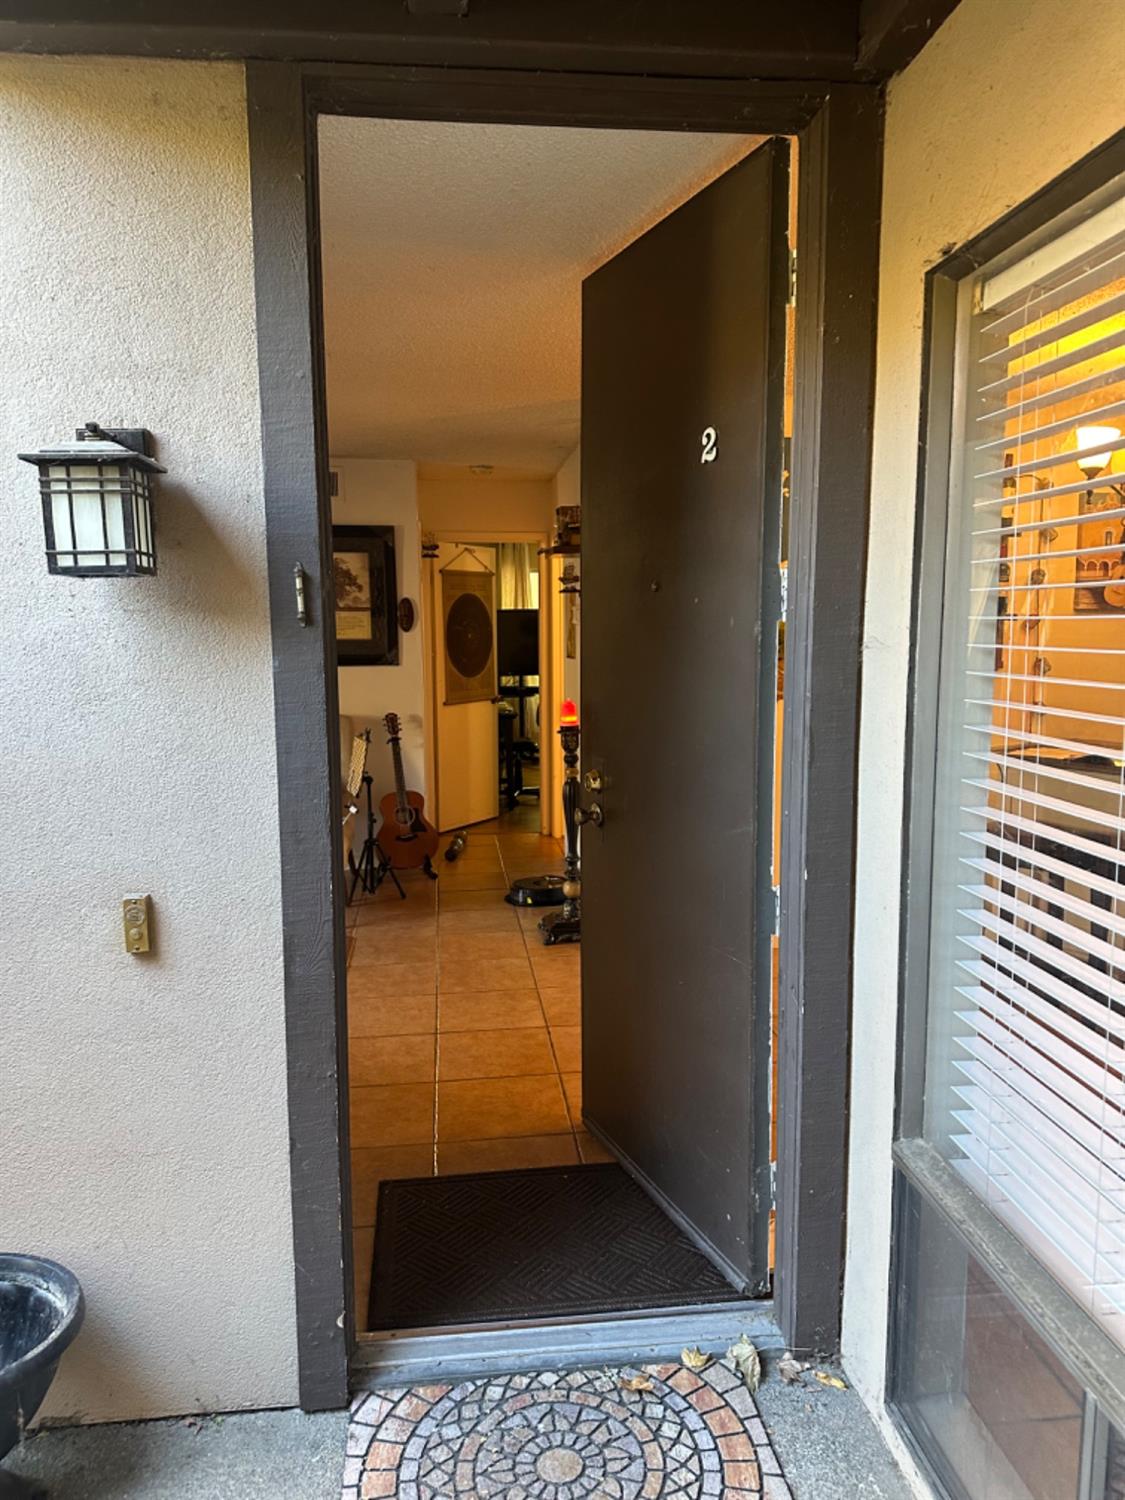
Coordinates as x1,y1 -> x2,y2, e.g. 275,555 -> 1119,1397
123,895 -> 151,954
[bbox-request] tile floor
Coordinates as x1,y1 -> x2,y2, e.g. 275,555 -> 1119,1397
343,1358 -> 793,1499
347,804 -> 607,1325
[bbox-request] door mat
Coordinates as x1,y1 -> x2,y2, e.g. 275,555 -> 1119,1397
368,1162 -> 745,1331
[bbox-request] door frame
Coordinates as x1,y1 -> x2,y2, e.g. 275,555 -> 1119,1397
421,529 -> 555,834
246,61 -> 881,1409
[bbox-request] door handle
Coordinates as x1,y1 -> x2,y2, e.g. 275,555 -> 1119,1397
575,800 -> 604,828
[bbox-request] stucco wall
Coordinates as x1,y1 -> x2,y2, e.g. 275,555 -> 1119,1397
842,0 -> 1124,1438
0,56 -> 297,1421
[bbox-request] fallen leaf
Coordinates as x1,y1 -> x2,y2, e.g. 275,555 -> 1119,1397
777,1352 -> 807,1385
619,1373 -> 655,1393
728,1334 -> 762,1393
681,1346 -> 711,1372
813,1370 -> 848,1390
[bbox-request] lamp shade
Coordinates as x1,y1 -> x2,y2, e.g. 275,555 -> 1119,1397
1075,424 -> 1121,480
19,430 -> 165,577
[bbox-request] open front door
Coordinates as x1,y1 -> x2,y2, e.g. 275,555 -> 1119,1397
580,140 -> 788,1292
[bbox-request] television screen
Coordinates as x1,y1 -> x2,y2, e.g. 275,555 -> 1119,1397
497,608 -> 539,677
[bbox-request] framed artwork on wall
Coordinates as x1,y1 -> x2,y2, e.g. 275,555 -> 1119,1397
332,524 -> 399,666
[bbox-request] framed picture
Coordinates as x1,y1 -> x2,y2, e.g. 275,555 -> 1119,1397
332,524 -> 399,666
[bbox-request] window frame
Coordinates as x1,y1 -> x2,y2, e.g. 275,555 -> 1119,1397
891,127 -> 1125,1486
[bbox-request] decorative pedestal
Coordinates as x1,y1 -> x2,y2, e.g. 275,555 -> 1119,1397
539,713 -> 583,946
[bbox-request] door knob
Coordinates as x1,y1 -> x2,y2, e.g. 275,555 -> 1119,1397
575,801 -> 604,828
583,768 -> 603,792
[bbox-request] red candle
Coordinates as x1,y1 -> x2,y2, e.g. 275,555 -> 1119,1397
560,699 -> 579,727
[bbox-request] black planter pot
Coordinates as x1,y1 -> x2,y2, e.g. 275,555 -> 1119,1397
0,1257 -> 84,1476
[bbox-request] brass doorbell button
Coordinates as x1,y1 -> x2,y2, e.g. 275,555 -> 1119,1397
122,895 -> 151,954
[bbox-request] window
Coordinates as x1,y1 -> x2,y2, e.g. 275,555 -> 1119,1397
921,183 -> 1125,1344
894,165 -> 1125,1500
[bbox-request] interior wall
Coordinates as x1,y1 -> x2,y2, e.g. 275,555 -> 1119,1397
0,55 -> 297,1421
842,0 -> 1124,1437
333,459 -> 425,822
418,470 -> 555,535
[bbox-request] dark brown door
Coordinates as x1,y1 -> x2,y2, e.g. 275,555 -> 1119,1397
580,140 -> 788,1293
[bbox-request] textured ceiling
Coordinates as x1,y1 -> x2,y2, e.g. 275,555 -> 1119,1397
319,117 -> 760,472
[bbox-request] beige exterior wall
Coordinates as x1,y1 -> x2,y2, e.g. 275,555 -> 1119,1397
0,56 -> 297,1421
843,0 -> 1125,1452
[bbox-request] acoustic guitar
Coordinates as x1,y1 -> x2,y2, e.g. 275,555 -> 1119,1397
378,712 -> 439,871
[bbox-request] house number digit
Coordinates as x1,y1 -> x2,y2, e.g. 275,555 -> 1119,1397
700,426 -> 718,464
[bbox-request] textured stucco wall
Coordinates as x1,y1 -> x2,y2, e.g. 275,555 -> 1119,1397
842,0 -> 1125,1448
0,55 -> 298,1422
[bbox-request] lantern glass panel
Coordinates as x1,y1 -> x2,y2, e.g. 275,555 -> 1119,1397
48,462 -> 130,571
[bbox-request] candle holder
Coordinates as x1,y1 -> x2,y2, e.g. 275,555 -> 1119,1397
539,703 -> 598,945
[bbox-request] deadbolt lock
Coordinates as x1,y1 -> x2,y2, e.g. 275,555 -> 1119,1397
583,769 -> 603,793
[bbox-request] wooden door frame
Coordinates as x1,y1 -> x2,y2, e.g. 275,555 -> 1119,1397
421,529 -> 554,835
246,61 -> 881,1409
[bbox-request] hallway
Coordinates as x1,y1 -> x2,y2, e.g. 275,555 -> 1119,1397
347,809 -> 603,1322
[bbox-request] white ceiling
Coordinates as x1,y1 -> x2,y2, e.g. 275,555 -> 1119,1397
318,117 -> 760,473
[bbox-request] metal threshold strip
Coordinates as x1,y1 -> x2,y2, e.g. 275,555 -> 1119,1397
351,1299 -> 780,1390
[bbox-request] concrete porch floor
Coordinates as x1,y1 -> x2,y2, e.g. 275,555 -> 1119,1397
4,1364 -> 916,1499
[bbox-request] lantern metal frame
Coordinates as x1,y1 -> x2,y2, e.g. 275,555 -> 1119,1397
19,423 -> 165,578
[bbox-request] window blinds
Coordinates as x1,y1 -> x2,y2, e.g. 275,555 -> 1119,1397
933,184 -> 1125,1344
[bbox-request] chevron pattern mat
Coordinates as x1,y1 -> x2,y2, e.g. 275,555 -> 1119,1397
368,1162 -> 744,1330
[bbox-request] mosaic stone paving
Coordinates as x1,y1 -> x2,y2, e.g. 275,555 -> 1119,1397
343,1361 -> 793,1499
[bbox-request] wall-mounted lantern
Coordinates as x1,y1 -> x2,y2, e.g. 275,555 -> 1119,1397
19,423 -> 164,577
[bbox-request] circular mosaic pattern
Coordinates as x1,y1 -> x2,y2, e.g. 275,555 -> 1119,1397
346,1360 -> 783,1499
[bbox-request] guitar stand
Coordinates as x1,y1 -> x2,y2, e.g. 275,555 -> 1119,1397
348,774 -> 406,903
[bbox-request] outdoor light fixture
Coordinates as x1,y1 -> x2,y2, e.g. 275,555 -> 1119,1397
19,423 -> 164,577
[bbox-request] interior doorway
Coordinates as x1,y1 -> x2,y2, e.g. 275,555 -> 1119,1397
318,113 -> 790,1338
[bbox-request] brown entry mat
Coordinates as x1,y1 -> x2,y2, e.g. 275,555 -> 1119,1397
368,1162 -> 745,1331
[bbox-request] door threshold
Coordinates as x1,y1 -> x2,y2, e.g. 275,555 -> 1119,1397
351,1299 -> 781,1390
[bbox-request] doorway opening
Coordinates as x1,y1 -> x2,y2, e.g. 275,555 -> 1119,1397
319,113 -> 793,1339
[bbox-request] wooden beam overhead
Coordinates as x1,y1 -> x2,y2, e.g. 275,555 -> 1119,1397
0,0 -> 862,80
856,0 -> 962,76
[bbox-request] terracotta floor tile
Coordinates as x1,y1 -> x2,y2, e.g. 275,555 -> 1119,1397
351,1082 -> 435,1148
351,932 -> 437,967
438,907 -> 521,934
348,991 -> 436,1038
537,986 -> 580,1026
438,989 -> 545,1031
438,931 -> 528,962
436,869 -> 508,892
349,961 -> 437,997
437,1133 -> 579,1175
437,1074 -> 570,1141
437,889 -> 512,912
438,1026 -> 555,1081
561,1071 -> 583,1128
351,1144 -> 434,1226
350,1033 -> 436,1087
575,1130 -> 614,1164
549,1024 -> 581,1073
439,957 -> 534,993
353,1228 -> 375,1326
530,948 -> 581,980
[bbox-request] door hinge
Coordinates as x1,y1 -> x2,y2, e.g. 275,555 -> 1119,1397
787,247 -> 797,307
769,1159 -> 778,1209
779,564 -> 788,621
773,884 -> 781,935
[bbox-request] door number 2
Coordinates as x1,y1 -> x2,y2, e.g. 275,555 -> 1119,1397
700,426 -> 718,464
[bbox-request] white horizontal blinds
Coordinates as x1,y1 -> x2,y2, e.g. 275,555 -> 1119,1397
931,183 -> 1125,1347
